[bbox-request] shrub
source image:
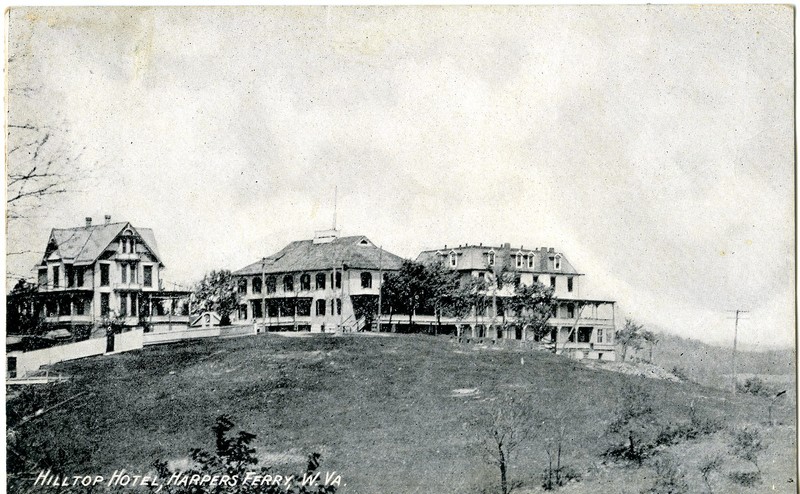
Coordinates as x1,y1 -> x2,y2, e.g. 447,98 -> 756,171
150,415 -> 336,494
729,471 -> 761,487
729,427 -> 766,475
642,454 -> 688,494
737,377 -> 773,397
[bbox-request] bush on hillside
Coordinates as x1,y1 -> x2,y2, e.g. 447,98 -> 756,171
641,454 -> 688,494
150,415 -> 336,494
737,377 -> 774,397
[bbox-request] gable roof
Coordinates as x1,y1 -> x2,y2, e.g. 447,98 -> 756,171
233,236 -> 406,276
42,222 -> 162,266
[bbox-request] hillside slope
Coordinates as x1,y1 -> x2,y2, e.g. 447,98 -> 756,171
624,331 -> 795,390
7,334 -> 796,493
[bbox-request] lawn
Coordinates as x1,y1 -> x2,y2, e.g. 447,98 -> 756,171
7,333 -> 796,493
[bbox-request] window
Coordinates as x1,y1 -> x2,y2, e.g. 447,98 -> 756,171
300,274 -> 311,291
554,254 -> 562,271
516,253 -> 523,268
266,276 -> 276,294
566,303 -> 575,319
101,264 -> 110,286
316,273 -> 326,290
59,299 -> 71,316
487,250 -> 495,267
315,299 -> 326,316
38,268 -> 47,288
478,272 -> 485,280
237,278 -> 247,294
66,265 -> 74,288
131,293 -> 138,316
76,299 -> 85,315
450,251 -> 458,268
335,271 -> 341,289
336,298 -> 342,315
76,267 -> 85,287
361,272 -> 372,289
567,277 -> 573,292
52,266 -> 60,288
252,277 -> 262,293
596,328 -> 604,343
121,263 -> 128,284
252,301 -> 263,319
283,275 -> 294,292
297,299 -> 311,316
143,266 -> 153,287
533,275 -> 539,284
528,253 -> 535,269
101,293 -> 110,317
120,296 -> 128,317
550,276 -> 556,288
238,304 -> 248,320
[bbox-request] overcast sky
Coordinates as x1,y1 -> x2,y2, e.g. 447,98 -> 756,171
6,6 -> 794,349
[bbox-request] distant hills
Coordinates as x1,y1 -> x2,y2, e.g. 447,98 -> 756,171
624,330 -> 795,390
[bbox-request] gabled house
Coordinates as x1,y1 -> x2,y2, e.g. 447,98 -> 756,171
415,243 -> 616,360
31,215 -> 189,337
232,230 -> 405,333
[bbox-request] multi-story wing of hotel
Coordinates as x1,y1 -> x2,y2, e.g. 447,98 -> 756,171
415,243 -> 616,360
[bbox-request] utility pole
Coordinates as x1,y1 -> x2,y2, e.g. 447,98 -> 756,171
727,309 -> 749,394
377,246 -> 383,333
261,257 -> 267,335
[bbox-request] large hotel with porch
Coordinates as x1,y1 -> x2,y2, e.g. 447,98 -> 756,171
232,232 -> 616,360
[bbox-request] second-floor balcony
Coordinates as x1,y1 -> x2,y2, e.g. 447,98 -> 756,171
114,282 -> 141,290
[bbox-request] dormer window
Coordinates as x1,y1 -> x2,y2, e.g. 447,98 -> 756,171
515,252 -> 523,268
449,251 -> 458,268
487,250 -> 495,267
554,254 -> 562,271
528,252 -> 535,269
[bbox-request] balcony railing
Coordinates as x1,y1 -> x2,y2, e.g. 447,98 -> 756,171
113,282 -> 141,290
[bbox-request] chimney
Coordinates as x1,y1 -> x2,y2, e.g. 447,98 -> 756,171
548,247 -> 555,253
104,215 -> 111,225
503,243 -> 511,250
85,217 -> 92,227
444,245 -> 447,249
541,247 -> 547,252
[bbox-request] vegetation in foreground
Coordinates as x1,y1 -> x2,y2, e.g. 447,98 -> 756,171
6,333 -> 796,493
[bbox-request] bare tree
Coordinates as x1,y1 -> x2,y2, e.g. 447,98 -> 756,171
480,394 -> 538,494
6,27 -> 95,224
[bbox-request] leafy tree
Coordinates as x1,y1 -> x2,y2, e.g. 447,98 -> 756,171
506,281 -> 556,344
641,330 -> 659,363
151,415 -> 336,494
380,260 -> 434,331
616,319 -> 645,362
193,270 -> 240,325
421,260 -> 462,335
7,279 -> 45,335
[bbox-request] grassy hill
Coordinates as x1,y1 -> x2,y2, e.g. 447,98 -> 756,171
7,333 -> 796,493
